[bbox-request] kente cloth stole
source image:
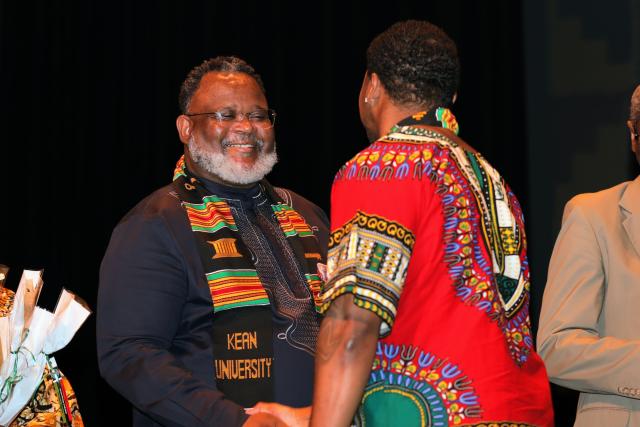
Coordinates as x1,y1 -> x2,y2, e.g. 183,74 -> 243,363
171,156 -> 324,407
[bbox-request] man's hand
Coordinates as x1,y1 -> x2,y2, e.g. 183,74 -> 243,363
242,412 -> 289,427
247,403 -> 310,427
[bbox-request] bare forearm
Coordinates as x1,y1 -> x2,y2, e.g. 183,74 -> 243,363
310,296 -> 381,427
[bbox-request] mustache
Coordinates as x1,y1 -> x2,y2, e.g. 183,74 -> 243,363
221,134 -> 264,148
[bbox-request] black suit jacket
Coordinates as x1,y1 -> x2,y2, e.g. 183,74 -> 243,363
97,183 -> 329,426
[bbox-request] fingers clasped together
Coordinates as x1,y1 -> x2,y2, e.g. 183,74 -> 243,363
243,403 -> 311,427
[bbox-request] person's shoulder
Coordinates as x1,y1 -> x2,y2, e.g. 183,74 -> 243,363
121,183 -> 183,222
104,183 -> 187,259
110,183 -> 186,237
273,186 -> 329,230
561,180 -> 634,230
274,187 -> 319,210
566,180 -> 631,211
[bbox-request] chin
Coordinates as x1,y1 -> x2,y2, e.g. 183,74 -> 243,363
228,155 -> 258,167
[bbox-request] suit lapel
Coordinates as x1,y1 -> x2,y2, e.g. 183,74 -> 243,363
620,175 -> 640,256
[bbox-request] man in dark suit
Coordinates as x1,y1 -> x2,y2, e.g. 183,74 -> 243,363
97,56 -> 329,427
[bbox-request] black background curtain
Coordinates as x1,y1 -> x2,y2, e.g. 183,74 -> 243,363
0,1 -> 588,425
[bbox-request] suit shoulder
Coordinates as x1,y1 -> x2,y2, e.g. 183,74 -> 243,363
104,183 -> 189,267
566,181 -> 630,210
563,181 -> 631,226
274,187 -> 329,230
274,187 -> 322,211
117,183 -> 183,226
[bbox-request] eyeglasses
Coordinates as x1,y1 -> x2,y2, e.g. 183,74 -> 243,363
185,108 -> 276,128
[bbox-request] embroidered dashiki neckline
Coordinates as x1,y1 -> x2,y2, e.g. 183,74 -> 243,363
394,107 -> 460,135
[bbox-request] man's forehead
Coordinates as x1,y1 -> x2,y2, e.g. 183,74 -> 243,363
200,71 -> 259,90
191,71 -> 266,106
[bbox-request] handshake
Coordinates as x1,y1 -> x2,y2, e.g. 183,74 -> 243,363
243,403 -> 310,427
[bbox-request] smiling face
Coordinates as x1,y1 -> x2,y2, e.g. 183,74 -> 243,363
176,71 -> 277,186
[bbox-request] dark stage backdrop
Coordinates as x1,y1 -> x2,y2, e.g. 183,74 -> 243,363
0,1 -> 635,426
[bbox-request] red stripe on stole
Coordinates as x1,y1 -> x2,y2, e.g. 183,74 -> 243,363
215,295 -> 267,304
210,284 -> 265,296
187,209 -> 233,223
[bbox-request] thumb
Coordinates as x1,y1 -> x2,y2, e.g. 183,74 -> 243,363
245,401 -> 275,415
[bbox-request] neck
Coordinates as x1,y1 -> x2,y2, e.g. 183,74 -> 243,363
373,101 -> 434,140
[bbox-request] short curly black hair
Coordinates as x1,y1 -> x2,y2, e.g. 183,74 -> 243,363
178,56 -> 266,114
367,20 -> 460,108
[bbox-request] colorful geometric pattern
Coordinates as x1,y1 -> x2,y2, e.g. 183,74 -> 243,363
172,156 -> 187,180
183,196 -> 237,233
435,107 -> 460,135
329,211 -> 416,250
271,203 -> 314,237
462,423 -> 536,427
450,150 -> 531,364
334,129 -> 533,365
305,273 -> 323,312
399,108 -> 459,136
334,129 -> 450,183
171,155 -> 326,365
11,366 -> 84,427
207,269 -> 270,313
321,212 -> 413,336
208,238 -> 243,259
354,343 -> 480,426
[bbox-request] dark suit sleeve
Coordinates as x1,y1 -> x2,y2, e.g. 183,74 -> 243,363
97,210 -> 248,426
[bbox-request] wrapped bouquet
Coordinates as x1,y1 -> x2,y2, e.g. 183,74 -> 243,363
0,268 -> 90,426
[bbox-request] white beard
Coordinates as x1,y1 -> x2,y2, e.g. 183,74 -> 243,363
188,135 -> 278,185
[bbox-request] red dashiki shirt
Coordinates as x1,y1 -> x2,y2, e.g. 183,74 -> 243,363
321,124 -> 553,426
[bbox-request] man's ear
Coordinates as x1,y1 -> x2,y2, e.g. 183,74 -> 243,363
367,72 -> 382,101
452,92 -> 458,104
176,115 -> 192,145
